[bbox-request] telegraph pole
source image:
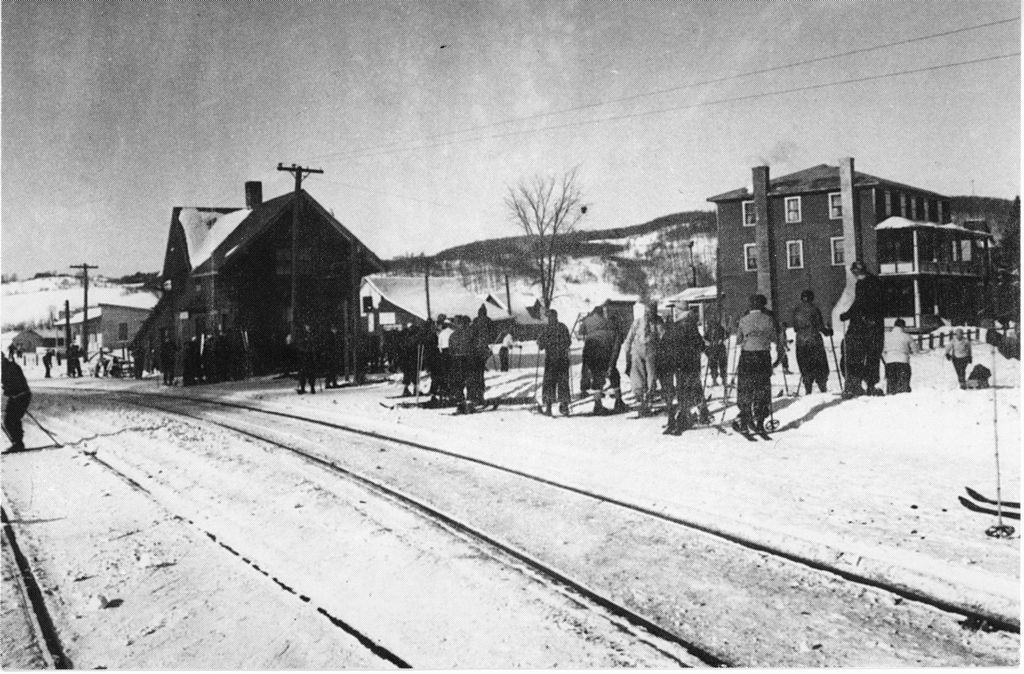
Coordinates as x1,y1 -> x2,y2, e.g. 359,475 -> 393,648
69,263 -> 98,361
277,163 -> 324,339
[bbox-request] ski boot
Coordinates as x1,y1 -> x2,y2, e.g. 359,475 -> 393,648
558,402 -> 570,417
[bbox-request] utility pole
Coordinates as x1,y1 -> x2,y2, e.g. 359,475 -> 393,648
277,163 -> 324,339
69,263 -> 98,361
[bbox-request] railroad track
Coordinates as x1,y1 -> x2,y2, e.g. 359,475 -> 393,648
116,389 -> 1019,636
16,387 -> 1020,666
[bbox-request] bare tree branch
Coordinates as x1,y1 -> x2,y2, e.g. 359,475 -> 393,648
505,168 -> 586,309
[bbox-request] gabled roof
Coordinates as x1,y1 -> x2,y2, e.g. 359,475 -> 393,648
663,285 -> 718,305
167,190 -> 385,278
707,164 -> 949,202
363,275 -> 497,322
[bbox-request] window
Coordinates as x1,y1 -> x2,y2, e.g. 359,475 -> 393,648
744,243 -> 758,271
830,237 -> 845,266
884,190 -> 892,217
899,193 -> 907,217
118,322 -> 129,341
828,193 -> 842,219
785,196 -> 802,223
742,200 -> 756,226
786,240 -> 804,269
924,199 -> 933,223
910,197 -> 918,220
938,201 -> 945,223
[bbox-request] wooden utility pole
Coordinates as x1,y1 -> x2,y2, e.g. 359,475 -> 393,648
69,263 -> 98,360
276,163 -> 323,339
64,300 -> 72,376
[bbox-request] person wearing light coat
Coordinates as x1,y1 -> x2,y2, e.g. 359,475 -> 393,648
623,302 -> 658,416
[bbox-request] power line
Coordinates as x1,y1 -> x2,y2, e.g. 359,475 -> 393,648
320,51 -> 1021,163
308,16 -> 1020,164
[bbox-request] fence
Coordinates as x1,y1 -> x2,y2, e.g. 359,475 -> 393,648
915,327 -> 981,351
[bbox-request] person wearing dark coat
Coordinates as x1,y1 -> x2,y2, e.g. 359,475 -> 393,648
183,336 -> 201,386
537,309 -> 572,416
68,343 -> 83,378
791,289 -> 832,394
322,325 -> 342,389
656,311 -> 709,434
159,338 -> 177,385
400,325 -> 420,397
2,353 -> 31,453
447,316 -> 474,411
578,306 -> 619,415
839,260 -> 885,398
295,324 -> 318,394
42,349 -> 54,378
704,321 -> 728,387
468,305 -> 493,406
734,294 -> 778,433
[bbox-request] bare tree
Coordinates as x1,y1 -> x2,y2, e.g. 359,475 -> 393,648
505,167 -> 586,309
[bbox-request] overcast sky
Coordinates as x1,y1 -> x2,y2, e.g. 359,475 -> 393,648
2,0 -> 1019,278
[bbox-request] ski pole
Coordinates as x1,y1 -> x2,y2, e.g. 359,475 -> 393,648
26,411 -> 62,448
717,336 -> 739,429
414,344 -> 423,407
987,342 -> 1014,538
828,332 -> 844,390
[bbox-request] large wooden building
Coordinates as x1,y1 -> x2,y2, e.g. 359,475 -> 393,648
135,181 -> 384,377
708,159 -> 993,330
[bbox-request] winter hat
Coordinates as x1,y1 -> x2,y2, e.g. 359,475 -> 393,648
748,294 -> 768,310
850,260 -> 867,275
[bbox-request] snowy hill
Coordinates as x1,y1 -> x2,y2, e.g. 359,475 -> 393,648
0,274 -> 159,331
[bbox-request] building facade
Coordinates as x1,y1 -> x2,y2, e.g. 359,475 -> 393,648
134,181 -> 385,378
708,159 -> 992,330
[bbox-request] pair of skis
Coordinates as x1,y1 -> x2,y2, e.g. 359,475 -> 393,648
958,487 -> 1020,520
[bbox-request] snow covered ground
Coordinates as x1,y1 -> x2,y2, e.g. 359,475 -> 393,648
3,331 -> 1020,666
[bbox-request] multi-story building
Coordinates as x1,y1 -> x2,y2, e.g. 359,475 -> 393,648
708,158 -> 993,330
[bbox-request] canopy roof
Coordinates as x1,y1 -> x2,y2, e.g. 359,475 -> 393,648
875,216 -> 993,238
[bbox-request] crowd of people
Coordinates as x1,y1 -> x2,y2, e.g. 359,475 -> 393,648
384,260 -> 1019,437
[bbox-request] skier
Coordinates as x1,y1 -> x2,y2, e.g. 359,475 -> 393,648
838,260 -> 885,398
656,308 -> 709,435
399,325 -> 419,397
790,290 -> 832,394
435,316 -> 454,402
536,309 -> 572,416
2,353 -> 31,453
577,305 -> 619,415
734,294 -> 778,434
42,349 -> 54,379
704,320 -> 729,387
623,302 -> 657,417
498,331 -> 514,372
447,315 -> 474,411
469,305 -> 493,406
944,328 -> 973,389
882,318 -> 916,394
322,324 -> 342,389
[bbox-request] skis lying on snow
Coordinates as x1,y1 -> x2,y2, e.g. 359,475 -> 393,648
958,496 -> 1021,520
965,487 -> 1021,509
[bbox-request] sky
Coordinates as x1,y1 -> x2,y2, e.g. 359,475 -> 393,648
1,0 -> 1020,278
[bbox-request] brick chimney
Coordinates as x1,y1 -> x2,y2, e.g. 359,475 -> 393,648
245,181 -> 263,209
752,165 -> 776,310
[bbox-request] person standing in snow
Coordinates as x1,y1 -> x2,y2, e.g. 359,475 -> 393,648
734,294 -> 778,434
623,302 -> 658,417
435,316 -> 453,402
42,349 -> 54,379
537,309 -> 572,416
882,318 -> 917,394
790,290 -> 832,394
498,331 -> 514,372
2,353 -> 31,453
656,309 -> 709,434
945,328 -> 973,389
704,320 -> 728,387
447,315 -> 474,411
295,323 -> 318,394
159,337 -> 176,385
838,260 -> 885,398
578,305 -> 619,415
469,305 -> 493,406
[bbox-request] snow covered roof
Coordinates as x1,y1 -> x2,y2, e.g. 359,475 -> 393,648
363,275 -> 497,321
179,207 -> 253,271
663,286 -> 718,305
875,216 -> 994,238
68,300 -> 156,325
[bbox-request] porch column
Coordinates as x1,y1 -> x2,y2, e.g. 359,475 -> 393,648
913,278 -> 922,327
912,229 -> 919,273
